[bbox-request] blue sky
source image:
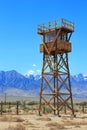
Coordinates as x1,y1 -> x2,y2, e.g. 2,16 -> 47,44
0,0 -> 87,75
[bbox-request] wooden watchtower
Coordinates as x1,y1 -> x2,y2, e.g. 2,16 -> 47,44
37,18 -> 74,116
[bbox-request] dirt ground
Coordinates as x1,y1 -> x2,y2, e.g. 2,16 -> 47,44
0,112 -> 87,130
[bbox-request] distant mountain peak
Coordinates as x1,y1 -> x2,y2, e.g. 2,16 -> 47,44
25,70 -> 35,76
83,73 -> 87,81
25,70 -> 41,80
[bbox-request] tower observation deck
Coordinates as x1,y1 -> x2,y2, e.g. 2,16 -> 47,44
37,18 -> 75,116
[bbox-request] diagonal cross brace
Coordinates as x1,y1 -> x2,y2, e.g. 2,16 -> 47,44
49,28 -> 61,53
40,36 -> 50,55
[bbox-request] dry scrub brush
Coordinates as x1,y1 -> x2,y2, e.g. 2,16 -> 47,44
0,115 -> 24,122
63,120 -> 87,126
37,117 -> 51,121
46,122 -> 66,129
3,124 -> 26,130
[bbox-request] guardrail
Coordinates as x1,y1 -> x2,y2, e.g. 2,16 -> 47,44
37,18 -> 74,33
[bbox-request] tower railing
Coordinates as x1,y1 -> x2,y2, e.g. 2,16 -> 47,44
37,18 -> 74,33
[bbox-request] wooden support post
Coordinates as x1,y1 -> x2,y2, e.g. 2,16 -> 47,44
5,93 -> 6,105
43,103 -> 46,114
1,102 -> 3,115
82,104 -> 85,113
16,101 -> 19,115
64,105 -> 66,114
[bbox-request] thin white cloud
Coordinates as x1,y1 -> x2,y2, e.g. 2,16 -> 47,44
32,64 -> 36,67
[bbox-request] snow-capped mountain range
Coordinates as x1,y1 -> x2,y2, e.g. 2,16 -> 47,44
0,70 -> 87,99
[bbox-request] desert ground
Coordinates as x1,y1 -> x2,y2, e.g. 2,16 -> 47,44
0,99 -> 87,130
0,112 -> 87,130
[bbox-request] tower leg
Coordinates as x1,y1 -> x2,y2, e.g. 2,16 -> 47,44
39,53 -> 74,116
57,53 -> 74,116
39,91 -> 42,116
39,55 -> 58,115
66,53 -> 75,116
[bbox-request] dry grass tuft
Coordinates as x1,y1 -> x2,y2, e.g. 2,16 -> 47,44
14,117 -> 24,122
23,120 -> 34,125
49,128 -> 64,130
0,116 -> 8,121
0,116 -> 24,122
4,124 -> 26,130
46,122 -> 65,129
37,117 -> 51,121
63,120 -> 87,126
